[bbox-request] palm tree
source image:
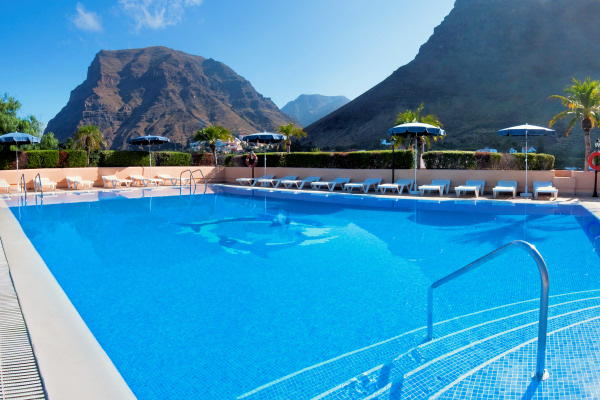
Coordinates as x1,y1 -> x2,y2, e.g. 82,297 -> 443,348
73,125 -> 107,166
278,122 -> 307,153
549,77 -> 600,170
194,125 -> 233,166
395,103 -> 443,168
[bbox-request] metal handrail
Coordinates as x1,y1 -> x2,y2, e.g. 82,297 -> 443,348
33,173 -> 42,194
426,240 -> 549,381
19,174 -> 26,194
179,169 -> 196,195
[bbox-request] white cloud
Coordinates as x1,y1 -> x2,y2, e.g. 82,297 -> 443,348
72,3 -> 103,32
119,0 -> 202,30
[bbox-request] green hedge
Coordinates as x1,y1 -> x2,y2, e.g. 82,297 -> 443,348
155,151 -> 192,166
25,150 -> 59,169
60,150 -> 87,168
423,151 -> 553,170
98,150 -> 192,167
227,150 -> 415,169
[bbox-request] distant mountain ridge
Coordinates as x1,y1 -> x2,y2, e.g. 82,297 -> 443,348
45,46 -> 290,149
305,0 -> 600,167
282,94 -> 350,126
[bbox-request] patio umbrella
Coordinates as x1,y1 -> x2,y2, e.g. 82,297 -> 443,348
0,131 -> 41,189
128,135 -> 170,177
242,132 -> 286,175
498,124 -> 555,197
388,122 -> 446,192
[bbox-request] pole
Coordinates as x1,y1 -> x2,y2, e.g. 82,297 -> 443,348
524,131 -> 528,194
391,138 -> 395,182
594,170 -> 598,197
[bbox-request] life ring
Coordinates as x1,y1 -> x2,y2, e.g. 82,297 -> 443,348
245,152 -> 258,168
588,151 -> 600,171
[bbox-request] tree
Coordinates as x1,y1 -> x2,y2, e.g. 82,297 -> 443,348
39,132 -> 60,150
73,125 -> 107,166
394,103 -> 443,168
0,93 -> 42,136
278,122 -> 307,153
193,125 -> 233,166
549,77 -> 600,170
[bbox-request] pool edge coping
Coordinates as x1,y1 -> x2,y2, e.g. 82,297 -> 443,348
0,200 -> 136,400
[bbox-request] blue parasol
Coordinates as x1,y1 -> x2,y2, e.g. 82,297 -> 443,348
498,124 -> 555,197
0,132 -> 41,189
129,135 -> 170,177
242,132 -> 286,175
388,122 -> 446,191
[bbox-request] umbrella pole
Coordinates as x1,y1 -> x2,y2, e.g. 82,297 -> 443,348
148,145 -> 152,178
264,146 -> 267,176
525,132 -> 528,194
414,136 -> 417,189
15,147 -> 19,191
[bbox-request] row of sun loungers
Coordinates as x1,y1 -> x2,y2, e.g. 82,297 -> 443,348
236,175 -> 559,199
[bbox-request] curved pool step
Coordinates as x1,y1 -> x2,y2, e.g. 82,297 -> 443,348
313,293 -> 600,400
238,290 -> 600,400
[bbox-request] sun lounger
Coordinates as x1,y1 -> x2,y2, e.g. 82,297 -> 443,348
157,174 -> 190,186
130,175 -> 162,187
102,175 -> 133,188
343,178 -> 382,193
418,180 -> 451,196
493,181 -> 518,198
378,179 -> 414,194
33,177 -> 57,192
66,176 -> 94,190
311,178 -> 351,191
455,180 -> 486,198
281,176 -> 321,189
236,174 -> 274,186
0,179 -> 9,193
256,175 -> 298,188
533,181 -> 558,200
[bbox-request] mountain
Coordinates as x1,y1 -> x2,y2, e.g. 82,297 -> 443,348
281,94 -> 350,126
305,0 -> 600,167
45,46 -> 290,149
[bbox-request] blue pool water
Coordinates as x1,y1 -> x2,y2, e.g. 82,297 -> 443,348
9,187 -> 600,399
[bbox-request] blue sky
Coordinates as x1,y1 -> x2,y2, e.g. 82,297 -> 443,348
1,0 -> 455,127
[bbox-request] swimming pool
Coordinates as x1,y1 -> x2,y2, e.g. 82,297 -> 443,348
9,187 -> 600,399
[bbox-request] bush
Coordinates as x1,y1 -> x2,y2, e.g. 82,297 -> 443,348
60,150 -> 87,168
226,150 -> 414,169
423,151 -> 554,170
155,151 -> 191,166
99,151 -> 149,167
192,153 -> 214,166
25,150 -> 59,168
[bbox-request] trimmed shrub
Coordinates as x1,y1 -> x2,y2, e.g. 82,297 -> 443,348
501,153 -> 555,170
155,151 -> 191,166
61,150 -> 87,168
25,150 -> 59,168
424,150 -> 554,170
474,152 -> 502,170
423,151 -> 476,169
99,151 -> 149,167
192,152 -> 214,166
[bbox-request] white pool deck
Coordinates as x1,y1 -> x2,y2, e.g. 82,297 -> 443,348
0,185 -> 599,399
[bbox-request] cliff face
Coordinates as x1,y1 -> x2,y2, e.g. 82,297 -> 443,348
46,46 -> 290,149
305,0 -> 600,165
282,94 -> 350,126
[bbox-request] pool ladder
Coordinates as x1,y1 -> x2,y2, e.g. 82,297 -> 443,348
179,168 -> 207,195
426,240 -> 550,381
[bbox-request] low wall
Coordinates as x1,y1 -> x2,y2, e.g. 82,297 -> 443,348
1,166 -> 598,196
0,166 -> 223,189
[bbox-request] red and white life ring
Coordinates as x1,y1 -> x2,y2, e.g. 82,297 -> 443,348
588,151 -> 600,171
246,152 -> 258,168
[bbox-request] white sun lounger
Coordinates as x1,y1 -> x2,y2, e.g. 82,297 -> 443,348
157,174 -> 190,186
343,178 -> 382,193
418,180 -> 451,196
257,175 -> 298,188
281,176 -> 321,189
311,178 -> 351,191
533,181 -> 558,200
455,180 -> 486,198
130,175 -> 162,187
378,179 -> 414,194
102,175 -> 133,188
34,177 -> 57,191
0,179 -> 10,193
493,181 -> 518,198
66,176 -> 94,190
236,174 -> 274,186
